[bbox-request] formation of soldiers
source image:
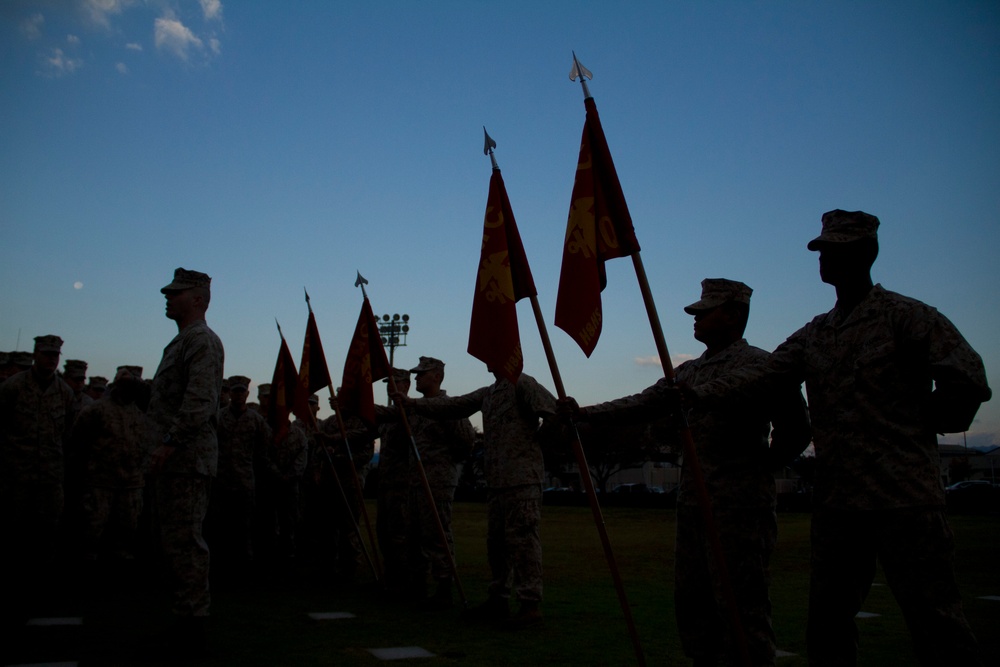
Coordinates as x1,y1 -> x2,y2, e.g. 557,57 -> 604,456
1,210 -> 995,665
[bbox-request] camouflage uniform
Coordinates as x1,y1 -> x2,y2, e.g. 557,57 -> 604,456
70,369 -> 147,561
694,212 -> 992,666
375,394 -> 414,594
586,337 -> 810,666
406,392 -> 476,591
0,344 -> 76,619
272,420 -> 309,559
413,372 -> 556,605
209,398 -> 271,566
147,284 -> 225,618
304,414 -> 374,578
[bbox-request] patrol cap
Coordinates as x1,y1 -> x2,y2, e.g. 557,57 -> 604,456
308,394 -> 319,405
13,351 -> 34,368
63,359 -> 88,378
807,209 -> 880,251
115,365 -> 143,381
684,279 -> 753,315
228,375 -> 251,391
161,267 -> 212,294
383,367 -> 411,384
410,356 -> 444,374
257,383 -> 271,398
34,335 -> 64,353
88,376 -> 109,389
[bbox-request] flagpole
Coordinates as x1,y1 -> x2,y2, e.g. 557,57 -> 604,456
305,289 -> 383,579
486,132 -> 645,666
357,273 -> 469,608
277,319 -> 379,581
571,55 -> 752,667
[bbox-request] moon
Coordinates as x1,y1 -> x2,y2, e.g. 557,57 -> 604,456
74,281 -> 83,290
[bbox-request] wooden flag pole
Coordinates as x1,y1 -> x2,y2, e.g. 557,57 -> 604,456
528,294 -> 647,667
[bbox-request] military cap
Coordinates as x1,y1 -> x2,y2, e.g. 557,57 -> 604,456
115,365 -> 143,381
161,267 -> 212,294
228,375 -> 251,391
383,367 -> 412,384
807,209 -> 880,250
410,356 -> 444,374
257,383 -> 271,398
34,335 -> 64,353
0,352 -> 8,365
63,359 -> 88,378
308,394 -> 319,405
684,279 -> 753,314
88,376 -> 109,389
13,351 -> 34,368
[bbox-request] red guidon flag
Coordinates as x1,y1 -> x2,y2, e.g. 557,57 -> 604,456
340,297 -> 391,427
468,167 -> 537,383
268,326 -> 300,443
555,96 -> 641,357
294,300 -> 333,423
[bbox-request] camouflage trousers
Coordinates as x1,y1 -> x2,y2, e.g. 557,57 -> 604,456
79,485 -> 144,560
206,484 -> 255,564
675,504 -> 777,667
153,473 -> 212,617
377,484 -> 410,592
806,507 -> 982,667
486,485 -> 543,603
407,484 -> 457,585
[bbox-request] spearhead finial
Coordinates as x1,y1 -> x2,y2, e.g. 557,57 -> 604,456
355,271 -> 369,299
275,317 -> 285,339
483,126 -> 499,170
304,287 -> 313,313
570,51 -> 593,99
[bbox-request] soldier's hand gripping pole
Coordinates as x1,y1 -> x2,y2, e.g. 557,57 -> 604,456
528,294 -> 646,667
386,372 -> 468,609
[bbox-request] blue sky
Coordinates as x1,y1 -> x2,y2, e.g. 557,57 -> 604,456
2,1 -> 998,448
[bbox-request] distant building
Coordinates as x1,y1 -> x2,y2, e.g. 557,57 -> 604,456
938,444 -> 999,486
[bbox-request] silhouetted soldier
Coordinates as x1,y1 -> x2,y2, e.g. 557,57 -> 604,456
396,368 -> 557,628
405,357 -> 475,609
146,268 -> 224,656
0,335 -> 75,624
561,279 -> 811,666
690,211 -> 991,666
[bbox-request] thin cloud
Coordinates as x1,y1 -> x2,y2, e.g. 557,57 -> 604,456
154,15 -> 203,61
634,354 -> 695,368
67,34 -> 81,45
116,62 -> 128,74
21,13 -> 44,40
125,42 -> 143,51
81,0 -> 131,29
42,47 -> 83,77
208,37 -> 221,55
200,0 -> 223,22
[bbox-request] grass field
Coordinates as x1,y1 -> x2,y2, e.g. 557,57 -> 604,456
8,504 -> 999,666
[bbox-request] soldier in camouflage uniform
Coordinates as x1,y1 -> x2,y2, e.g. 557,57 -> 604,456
70,365 -> 147,563
62,359 -> 94,414
313,400 -> 376,582
563,279 -> 812,666
146,268 -> 224,653
0,335 -> 75,623
398,368 -> 557,627
404,357 -> 476,608
86,376 -> 109,402
208,375 -> 271,577
272,399 -> 311,560
374,368 -> 413,598
691,211 -> 992,666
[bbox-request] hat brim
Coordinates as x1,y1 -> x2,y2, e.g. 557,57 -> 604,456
683,298 -> 725,315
